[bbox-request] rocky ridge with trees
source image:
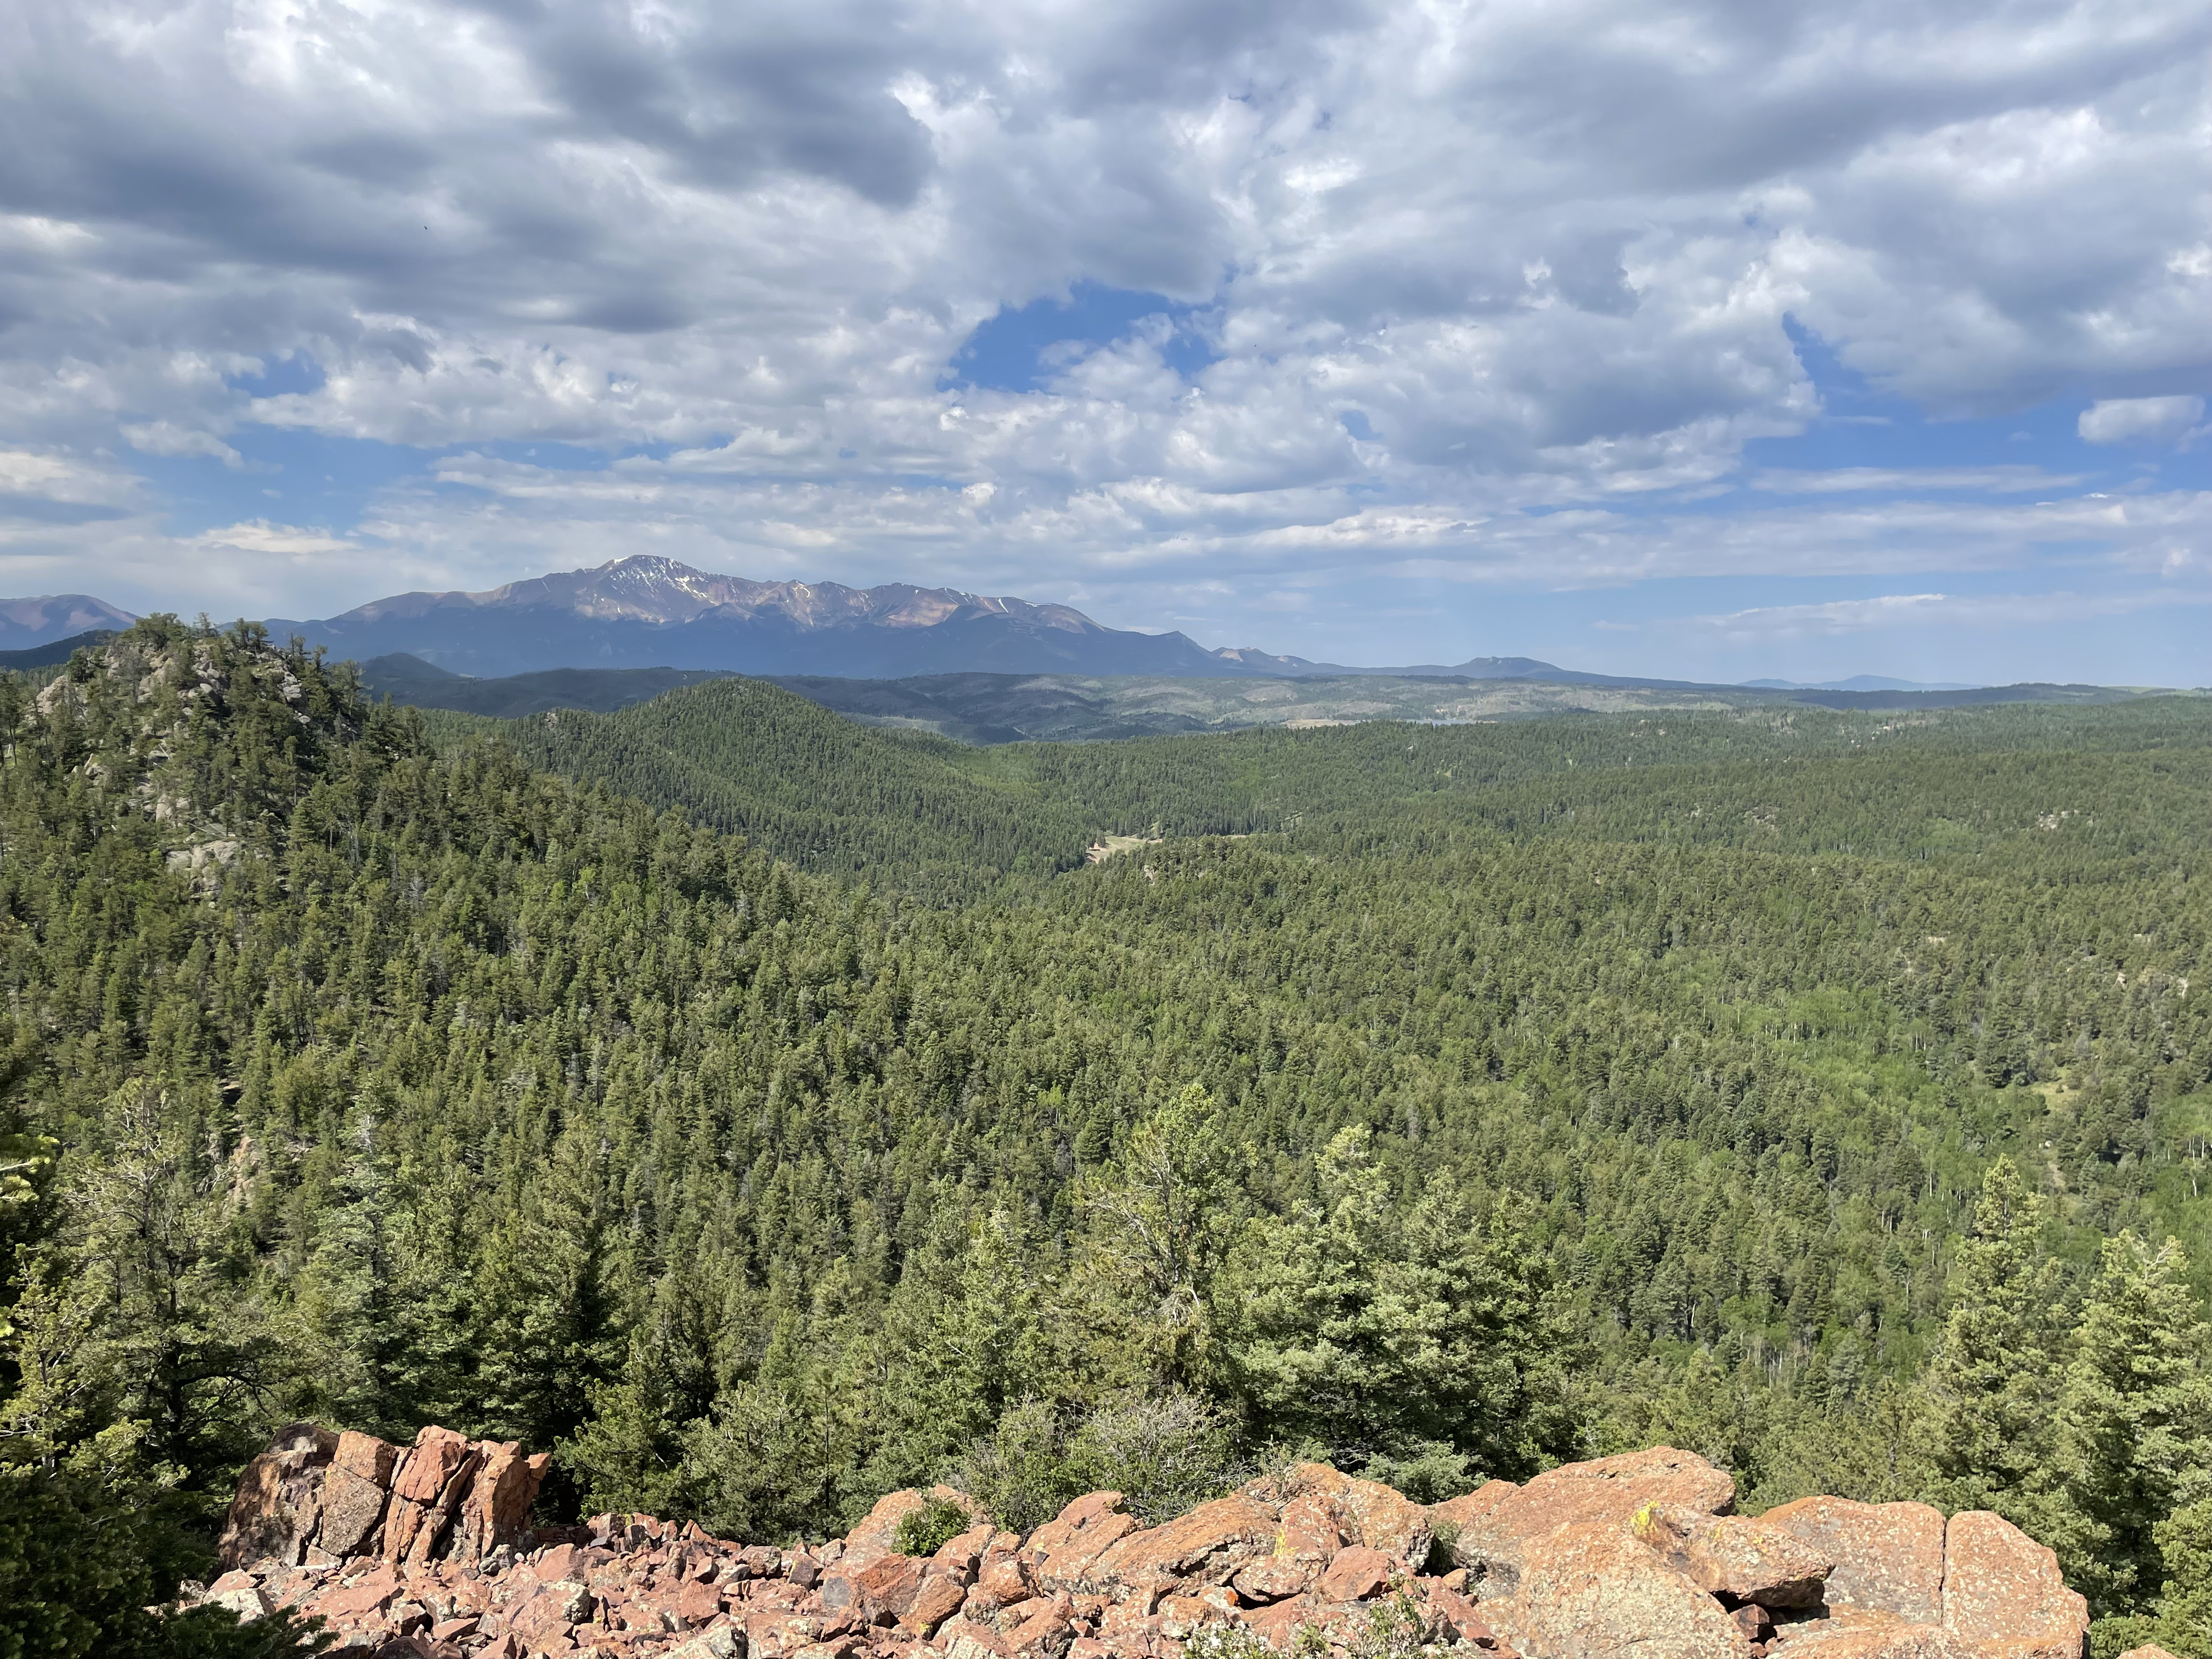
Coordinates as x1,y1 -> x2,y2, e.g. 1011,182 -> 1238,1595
208,1425 -> 2102,1659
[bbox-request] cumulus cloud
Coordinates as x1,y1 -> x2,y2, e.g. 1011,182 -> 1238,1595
2079,394 -> 2206,445
2,0 -> 2210,645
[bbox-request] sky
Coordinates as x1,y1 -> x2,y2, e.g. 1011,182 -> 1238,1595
3,0 -> 2211,685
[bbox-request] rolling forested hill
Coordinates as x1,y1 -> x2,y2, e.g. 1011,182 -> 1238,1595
9,620 -> 2212,1655
432,676 -> 2212,897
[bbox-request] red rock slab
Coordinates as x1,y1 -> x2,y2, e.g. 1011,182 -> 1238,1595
1430,1480 -> 1517,1547
746,1609 -> 825,1657
219,1421 -> 340,1569
1275,1492 -> 1340,1564
335,1431 -> 400,1487
829,1554 -> 926,1624
675,1579 -> 724,1626
1285,1464 -> 1435,1569
1231,1558 -> 1312,1603
1458,1447 -> 1735,1578
393,1428 -> 475,1506
1939,1511 -> 2089,1659
1318,1545 -> 1393,1602
930,1523 -> 995,1577
1499,1519 -> 1752,1659
1091,1494 -> 1276,1588
1026,1492 -> 1139,1591
313,1565 -> 403,1621
934,1614 -> 1015,1659
1421,1581 -> 1497,1647
538,1544 -> 591,1584
969,1553 -> 1032,1611
1633,1502 -> 1833,1607
1762,1498 -> 1945,1625
455,1444 -> 547,1560
1767,1622 -> 1970,1659
2113,1647 -> 2185,1659
320,1469 -> 393,1559
1239,1596 -> 1321,1653
899,1568 -> 968,1637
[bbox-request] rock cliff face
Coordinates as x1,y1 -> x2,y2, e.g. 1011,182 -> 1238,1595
201,1426 -> 2092,1659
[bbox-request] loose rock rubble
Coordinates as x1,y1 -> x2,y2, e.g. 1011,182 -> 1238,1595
196,1425 -> 2091,1659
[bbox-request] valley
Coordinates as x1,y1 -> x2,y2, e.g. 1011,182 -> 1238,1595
7,620 -> 2212,1658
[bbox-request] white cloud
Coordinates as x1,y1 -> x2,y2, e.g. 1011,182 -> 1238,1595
2,0 -> 2210,641
122,421 -> 246,468
191,520 -> 356,557
2079,394 -> 2206,445
1664,587 -> 2212,640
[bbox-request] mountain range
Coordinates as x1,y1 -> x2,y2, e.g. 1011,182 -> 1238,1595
252,556 -> 1709,685
0,558 -> 2129,695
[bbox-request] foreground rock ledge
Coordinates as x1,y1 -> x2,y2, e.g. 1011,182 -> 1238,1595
199,1424 -> 2090,1659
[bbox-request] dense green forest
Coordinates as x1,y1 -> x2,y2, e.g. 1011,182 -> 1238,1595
9,620 -> 2212,1655
441,676 -> 2212,898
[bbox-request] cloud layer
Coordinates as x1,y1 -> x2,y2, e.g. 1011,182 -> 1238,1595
3,0 -> 2210,675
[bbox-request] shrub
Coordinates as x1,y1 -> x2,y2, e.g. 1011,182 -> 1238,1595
892,1497 -> 974,1559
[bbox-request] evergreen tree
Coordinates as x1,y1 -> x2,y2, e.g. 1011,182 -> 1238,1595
1227,1125 -> 1581,1486
2055,1233 -> 2212,1615
1923,1159 -> 2067,1533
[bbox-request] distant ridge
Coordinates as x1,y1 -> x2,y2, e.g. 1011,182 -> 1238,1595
0,628 -> 121,670
1742,674 -> 1979,692
269,556 -> 1246,680
0,595 -> 136,650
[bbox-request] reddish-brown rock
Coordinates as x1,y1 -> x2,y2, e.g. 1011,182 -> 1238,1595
1028,1492 -> 1140,1592
902,1570 -> 969,1637
451,1443 -> 546,1559
2112,1647 -> 2185,1659
385,1428 -> 482,1564
1275,1492 -> 1341,1564
212,1428 -> 2109,1659
1241,1594 -> 1321,1652
1940,1511 -> 2089,1659
1286,1464 -> 1434,1569
1318,1544 -> 1393,1602
1762,1497 -> 1946,1624
1768,1623 -> 1970,1659
824,1554 -> 927,1625
1231,1558 -> 1312,1603
1633,1502 -> 1833,1607
1497,1519 -> 1752,1659
219,1421 -> 340,1568
335,1431 -> 400,1486
319,1469 -> 392,1559
1459,1447 -> 1735,1575
1091,1493 -> 1276,1588
1429,1479 -> 1516,1545
1422,1581 -> 1497,1647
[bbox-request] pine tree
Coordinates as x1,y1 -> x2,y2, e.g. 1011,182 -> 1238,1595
1922,1159 -> 2066,1531
2055,1232 -> 2212,1615
1226,1125 -> 1579,1485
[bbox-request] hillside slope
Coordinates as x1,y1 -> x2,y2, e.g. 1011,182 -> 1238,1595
9,619 -> 2212,1654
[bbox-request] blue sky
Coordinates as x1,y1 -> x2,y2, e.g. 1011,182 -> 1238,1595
4,0 -> 2210,684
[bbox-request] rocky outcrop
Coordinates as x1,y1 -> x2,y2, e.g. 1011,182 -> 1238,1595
219,1423 -> 550,1573
204,1427 -> 2092,1659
